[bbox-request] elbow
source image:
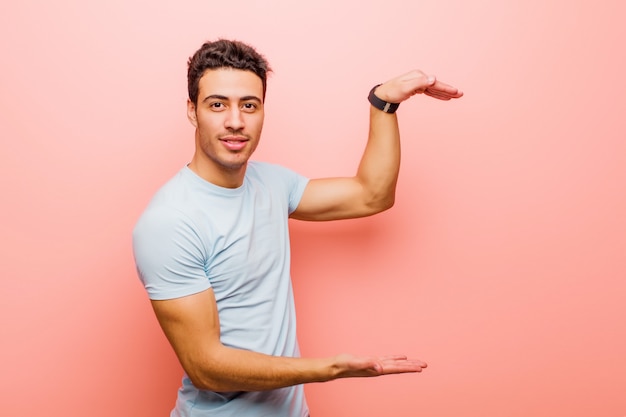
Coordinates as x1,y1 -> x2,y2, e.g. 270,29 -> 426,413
187,370 -> 228,392
186,368 -> 214,391
368,194 -> 395,215
381,196 -> 396,211
183,358 -> 232,392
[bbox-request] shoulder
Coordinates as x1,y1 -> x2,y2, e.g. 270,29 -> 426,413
135,166 -> 224,228
247,160 -> 308,184
132,174 -> 212,300
133,168 -> 211,252
247,160 -> 286,176
246,161 -> 310,213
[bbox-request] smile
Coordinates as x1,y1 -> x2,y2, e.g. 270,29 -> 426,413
220,137 -> 249,151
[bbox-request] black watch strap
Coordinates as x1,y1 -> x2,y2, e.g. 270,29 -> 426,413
368,84 -> 400,113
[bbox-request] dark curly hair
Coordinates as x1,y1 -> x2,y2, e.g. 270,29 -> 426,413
187,39 -> 272,105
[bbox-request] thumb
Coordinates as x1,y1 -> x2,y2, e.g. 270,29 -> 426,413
427,75 -> 436,85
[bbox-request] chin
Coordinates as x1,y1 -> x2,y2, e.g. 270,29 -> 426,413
220,158 -> 249,171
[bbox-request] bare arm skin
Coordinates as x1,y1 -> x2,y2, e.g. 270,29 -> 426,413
152,70 -> 461,393
291,70 -> 462,221
152,288 -> 427,392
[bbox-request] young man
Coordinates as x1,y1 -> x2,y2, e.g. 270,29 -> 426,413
133,39 -> 462,417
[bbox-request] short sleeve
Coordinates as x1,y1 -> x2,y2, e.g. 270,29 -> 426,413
287,170 -> 309,215
132,205 -> 211,300
259,163 -> 308,214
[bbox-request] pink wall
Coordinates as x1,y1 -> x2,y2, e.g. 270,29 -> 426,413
1,1 -> 625,416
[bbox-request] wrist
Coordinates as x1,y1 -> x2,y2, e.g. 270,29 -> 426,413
368,84 -> 399,113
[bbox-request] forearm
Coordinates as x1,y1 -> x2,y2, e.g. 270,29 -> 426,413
152,290 -> 426,392
354,70 -> 463,212
355,105 -> 401,212
185,344 -> 338,392
186,346 -> 426,392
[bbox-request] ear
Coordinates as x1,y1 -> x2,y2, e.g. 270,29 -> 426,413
187,99 -> 198,128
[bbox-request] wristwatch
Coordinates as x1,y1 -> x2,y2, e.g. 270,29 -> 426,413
368,84 -> 400,113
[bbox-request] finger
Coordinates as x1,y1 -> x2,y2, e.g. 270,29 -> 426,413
426,82 -> 463,100
377,355 -> 427,366
378,354 -> 409,361
429,79 -> 460,94
424,90 -> 453,100
378,357 -> 428,373
379,361 -> 425,374
410,75 -> 436,96
424,91 -> 450,100
425,87 -> 463,100
426,87 -> 461,98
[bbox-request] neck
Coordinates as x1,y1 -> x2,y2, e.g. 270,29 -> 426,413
187,155 -> 246,189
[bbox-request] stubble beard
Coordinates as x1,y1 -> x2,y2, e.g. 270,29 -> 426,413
208,136 -> 256,173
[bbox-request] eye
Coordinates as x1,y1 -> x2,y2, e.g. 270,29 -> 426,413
242,102 -> 257,112
210,102 -> 225,111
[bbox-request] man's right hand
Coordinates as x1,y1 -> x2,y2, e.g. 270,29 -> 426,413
332,353 -> 427,378
152,288 -> 427,392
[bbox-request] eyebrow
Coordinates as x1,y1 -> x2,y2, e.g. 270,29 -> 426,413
202,94 -> 262,103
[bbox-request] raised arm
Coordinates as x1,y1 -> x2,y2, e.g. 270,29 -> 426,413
151,288 -> 427,392
291,70 -> 462,221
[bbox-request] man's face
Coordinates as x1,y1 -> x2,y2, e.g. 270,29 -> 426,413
187,68 -> 265,185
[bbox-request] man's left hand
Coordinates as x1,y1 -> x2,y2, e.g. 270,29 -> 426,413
374,69 -> 463,103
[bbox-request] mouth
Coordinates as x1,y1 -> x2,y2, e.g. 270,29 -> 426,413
220,136 -> 249,151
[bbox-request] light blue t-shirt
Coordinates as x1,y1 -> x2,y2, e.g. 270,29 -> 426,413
132,161 -> 310,417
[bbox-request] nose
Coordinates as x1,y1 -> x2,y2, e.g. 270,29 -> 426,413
224,107 -> 245,131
